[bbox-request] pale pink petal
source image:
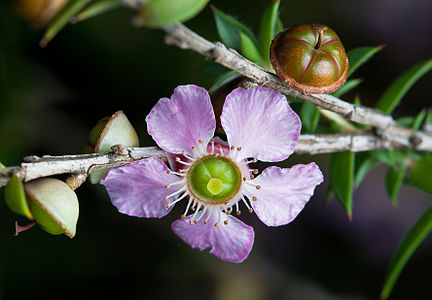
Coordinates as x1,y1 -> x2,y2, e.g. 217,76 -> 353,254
146,85 -> 216,155
245,163 -> 323,226
101,157 -> 182,218
171,213 -> 254,263
221,86 -> 301,162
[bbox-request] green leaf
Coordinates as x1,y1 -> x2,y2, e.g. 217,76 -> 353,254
40,0 -> 92,47
239,32 -> 262,64
380,208 -> 432,300
300,102 -> 320,133
259,0 -> 280,67
354,154 -> 378,187
0,162 -> 4,171
411,109 -> 426,131
212,6 -> 258,51
330,151 -> 355,219
137,0 -> 209,27
73,0 -> 119,23
332,78 -> 363,98
208,70 -> 240,93
396,116 -> 415,128
370,150 -> 405,167
385,166 -> 407,205
409,155 -> 432,195
4,175 -> 33,219
376,59 -> 432,114
347,45 -> 384,77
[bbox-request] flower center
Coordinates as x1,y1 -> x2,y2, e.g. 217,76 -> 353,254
187,156 -> 242,204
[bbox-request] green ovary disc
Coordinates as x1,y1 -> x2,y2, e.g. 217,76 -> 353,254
188,157 -> 242,204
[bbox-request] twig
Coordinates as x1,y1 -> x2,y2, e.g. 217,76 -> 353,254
163,23 -> 432,152
0,134 -> 414,188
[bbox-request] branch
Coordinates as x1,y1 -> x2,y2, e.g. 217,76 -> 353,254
163,23 -> 432,152
0,134 -> 413,188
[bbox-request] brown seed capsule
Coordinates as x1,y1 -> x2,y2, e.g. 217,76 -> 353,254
270,23 -> 349,94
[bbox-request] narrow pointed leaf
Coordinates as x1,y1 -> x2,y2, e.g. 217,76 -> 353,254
347,45 -> 384,77
376,59 -> 432,114
408,155 -> 432,195
380,208 -> 432,300
330,151 -> 354,219
354,154 -> 378,187
0,162 -> 4,171
212,6 -> 258,51
300,102 -> 320,133
259,0 -> 280,66
411,109 -> 426,131
239,32 -> 262,65
73,0 -> 119,23
332,78 -> 363,98
385,166 -> 407,205
137,0 -> 209,28
40,0 -> 92,47
209,70 -> 240,93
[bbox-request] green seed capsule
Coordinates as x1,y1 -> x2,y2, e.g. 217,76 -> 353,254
24,178 -> 79,238
85,111 -> 139,184
5,174 -> 33,219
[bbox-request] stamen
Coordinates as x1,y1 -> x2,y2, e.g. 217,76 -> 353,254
250,175 -> 255,180
190,204 -> 202,224
169,170 -> 186,177
241,196 -> 253,213
191,201 -> 197,211
230,146 -> 235,151
245,158 -> 258,164
235,202 -> 241,215
253,169 -> 259,175
182,199 -> 193,218
164,179 -> 184,189
244,181 -> 262,190
181,151 -> 194,160
210,140 -> 215,155
164,187 -> 185,200
204,209 -> 214,224
252,196 -> 257,201
236,147 -> 242,151
198,139 -> 204,144
217,144 -> 225,156
176,157 -> 191,166
214,209 -> 222,227
195,206 -> 208,223
166,192 -> 188,208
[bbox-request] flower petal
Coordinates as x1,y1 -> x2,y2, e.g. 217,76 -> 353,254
221,86 -> 301,162
171,213 -> 254,263
245,163 -> 323,226
101,157 -> 181,218
146,85 -> 216,155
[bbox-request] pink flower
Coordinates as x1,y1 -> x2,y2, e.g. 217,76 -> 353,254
102,85 -> 323,263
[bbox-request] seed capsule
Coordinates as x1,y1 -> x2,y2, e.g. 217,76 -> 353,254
5,177 -> 79,238
270,23 -> 349,94
24,178 -> 79,238
85,111 -> 139,184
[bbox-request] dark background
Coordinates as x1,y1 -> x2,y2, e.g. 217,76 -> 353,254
1,0 -> 432,299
